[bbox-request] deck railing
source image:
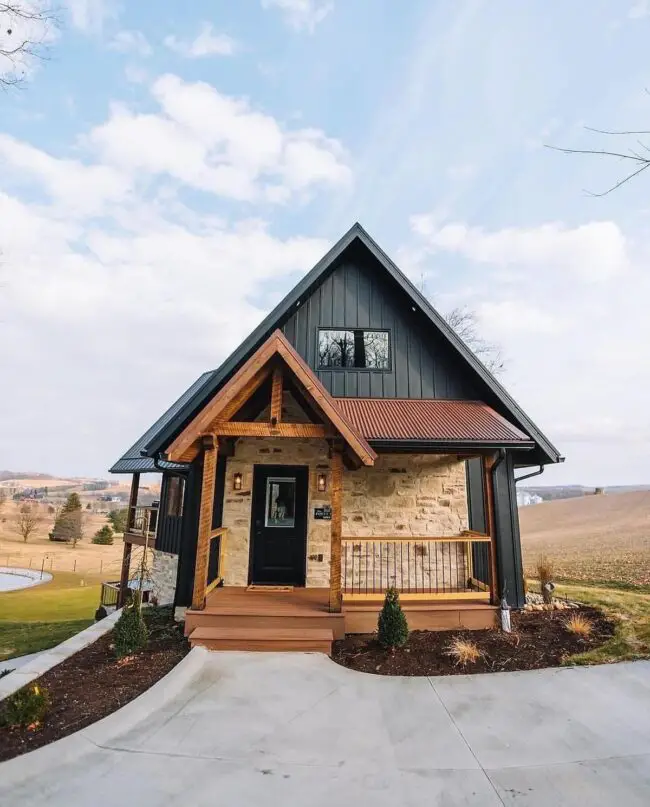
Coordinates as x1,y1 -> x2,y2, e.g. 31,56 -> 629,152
126,504 -> 159,539
206,527 -> 228,597
341,533 -> 492,599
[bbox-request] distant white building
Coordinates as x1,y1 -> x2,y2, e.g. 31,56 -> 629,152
517,490 -> 543,507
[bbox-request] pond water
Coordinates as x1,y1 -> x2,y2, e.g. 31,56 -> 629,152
0,567 -> 53,592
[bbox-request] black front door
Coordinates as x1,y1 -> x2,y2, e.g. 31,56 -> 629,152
249,465 -> 308,586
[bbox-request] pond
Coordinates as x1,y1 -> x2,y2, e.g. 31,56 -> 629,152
0,567 -> 53,592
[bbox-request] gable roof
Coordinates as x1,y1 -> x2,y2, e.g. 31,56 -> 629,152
111,222 -> 561,472
165,330 -> 376,466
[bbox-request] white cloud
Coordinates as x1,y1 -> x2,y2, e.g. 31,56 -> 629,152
261,0 -> 333,32
477,300 -> 564,336
109,30 -> 152,57
67,0 -> 114,32
410,217 -> 629,281
163,23 -> 237,58
88,74 -> 351,203
628,0 -> 650,19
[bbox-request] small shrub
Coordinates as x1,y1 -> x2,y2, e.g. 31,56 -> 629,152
0,684 -> 50,729
535,555 -> 555,604
113,599 -> 148,658
446,637 -> 483,666
92,524 -> 114,545
565,613 -> 593,637
377,587 -> 409,649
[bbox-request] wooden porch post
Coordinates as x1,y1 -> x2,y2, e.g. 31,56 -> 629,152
329,448 -> 343,613
118,472 -> 140,607
483,456 -> 499,605
192,436 -> 218,611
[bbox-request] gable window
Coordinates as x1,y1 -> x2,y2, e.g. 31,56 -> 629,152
318,329 -> 390,370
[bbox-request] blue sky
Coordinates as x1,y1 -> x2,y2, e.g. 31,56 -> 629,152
1,0 -> 650,485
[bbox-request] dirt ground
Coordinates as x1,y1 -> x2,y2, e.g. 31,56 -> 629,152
0,501 -> 124,579
520,490 -> 650,586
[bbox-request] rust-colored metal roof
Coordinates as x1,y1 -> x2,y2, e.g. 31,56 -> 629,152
333,398 -> 532,444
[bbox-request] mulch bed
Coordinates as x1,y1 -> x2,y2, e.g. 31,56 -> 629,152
332,606 -> 615,677
0,607 -> 189,763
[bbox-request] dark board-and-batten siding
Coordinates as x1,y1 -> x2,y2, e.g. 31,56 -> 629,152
282,258 -> 477,400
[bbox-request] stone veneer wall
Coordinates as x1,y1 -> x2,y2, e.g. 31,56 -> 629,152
222,438 -> 332,587
151,549 -> 179,605
221,446 -> 469,590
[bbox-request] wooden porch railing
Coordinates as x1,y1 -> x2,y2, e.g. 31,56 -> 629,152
192,526 -> 228,609
125,504 -> 159,541
341,532 -> 492,599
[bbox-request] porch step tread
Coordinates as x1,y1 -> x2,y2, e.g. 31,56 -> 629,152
343,600 -> 496,611
188,626 -> 334,653
191,626 -> 333,640
188,607 -> 334,617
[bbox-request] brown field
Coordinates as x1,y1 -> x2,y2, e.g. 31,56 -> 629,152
0,501 -> 125,580
520,490 -> 650,586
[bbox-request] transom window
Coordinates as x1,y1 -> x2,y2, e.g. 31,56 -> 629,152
318,329 -> 390,370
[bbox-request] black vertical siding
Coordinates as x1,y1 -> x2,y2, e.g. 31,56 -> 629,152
282,257 -> 476,399
211,455 -> 227,530
174,460 -> 202,608
155,474 -> 183,554
493,452 -> 525,608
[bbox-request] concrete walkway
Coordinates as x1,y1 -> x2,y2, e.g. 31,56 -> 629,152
1,650 -> 649,806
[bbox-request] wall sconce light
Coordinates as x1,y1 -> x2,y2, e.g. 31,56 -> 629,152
233,472 -> 243,491
317,473 -> 327,493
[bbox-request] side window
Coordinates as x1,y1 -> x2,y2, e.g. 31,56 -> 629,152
166,476 -> 185,517
318,329 -> 390,369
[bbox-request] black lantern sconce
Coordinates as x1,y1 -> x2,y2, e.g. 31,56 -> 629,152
317,473 -> 327,493
233,472 -> 243,491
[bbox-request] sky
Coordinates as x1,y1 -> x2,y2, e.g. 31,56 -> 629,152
1,0 -> 650,486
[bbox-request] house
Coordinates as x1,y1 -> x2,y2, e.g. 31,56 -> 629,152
110,223 -> 562,653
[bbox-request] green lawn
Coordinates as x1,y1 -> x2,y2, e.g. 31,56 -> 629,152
0,571 -> 100,663
553,582 -> 650,665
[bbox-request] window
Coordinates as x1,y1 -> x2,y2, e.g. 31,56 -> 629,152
166,476 -> 185,517
265,477 -> 296,527
318,329 -> 390,370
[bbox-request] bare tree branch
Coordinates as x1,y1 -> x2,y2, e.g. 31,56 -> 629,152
444,306 -> 506,376
0,2 -> 57,88
546,117 -> 650,196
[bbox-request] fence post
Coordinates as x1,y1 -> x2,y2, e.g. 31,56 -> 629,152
73,559 -> 77,572
100,559 -> 103,574
40,557 -> 45,580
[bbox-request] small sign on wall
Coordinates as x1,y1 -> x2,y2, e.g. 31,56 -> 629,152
313,506 -> 332,520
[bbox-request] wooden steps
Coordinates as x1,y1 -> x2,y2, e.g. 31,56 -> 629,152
189,626 -> 334,653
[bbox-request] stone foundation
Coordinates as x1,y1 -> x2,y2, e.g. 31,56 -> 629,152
151,549 -> 179,605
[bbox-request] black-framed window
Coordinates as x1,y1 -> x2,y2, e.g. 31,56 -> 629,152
318,329 -> 390,370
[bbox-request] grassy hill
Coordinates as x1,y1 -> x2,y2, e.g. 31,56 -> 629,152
520,490 -> 650,587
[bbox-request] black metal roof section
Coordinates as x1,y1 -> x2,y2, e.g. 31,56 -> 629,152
126,223 -> 560,466
109,372 -> 214,473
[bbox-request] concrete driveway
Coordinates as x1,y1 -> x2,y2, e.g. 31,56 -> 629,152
1,650 -> 649,806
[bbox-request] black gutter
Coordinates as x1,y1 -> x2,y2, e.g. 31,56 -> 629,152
369,440 -> 535,453
514,465 -> 545,484
153,454 -> 191,477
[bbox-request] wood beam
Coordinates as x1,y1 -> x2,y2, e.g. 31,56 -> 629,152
118,472 -> 139,607
329,449 -> 343,613
483,455 -> 499,605
270,366 -> 283,424
212,422 -> 329,438
191,437 -> 218,611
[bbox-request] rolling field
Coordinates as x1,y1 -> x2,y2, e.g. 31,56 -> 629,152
520,490 -> 650,587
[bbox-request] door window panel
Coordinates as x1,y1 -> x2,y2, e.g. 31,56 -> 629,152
264,477 -> 296,527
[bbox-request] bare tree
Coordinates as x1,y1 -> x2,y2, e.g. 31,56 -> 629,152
547,121 -> 650,196
14,502 -> 42,542
0,2 -> 57,89
444,306 -> 505,376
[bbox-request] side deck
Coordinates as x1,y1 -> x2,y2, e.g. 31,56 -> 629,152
184,587 -> 497,653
